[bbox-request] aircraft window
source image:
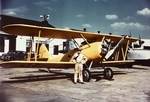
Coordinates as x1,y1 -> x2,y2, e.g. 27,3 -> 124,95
133,44 -> 141,48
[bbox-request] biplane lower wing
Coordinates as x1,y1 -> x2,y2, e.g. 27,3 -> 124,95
0,61 -> 75,68
0,60 -> 134,68
102,60 -> 134,67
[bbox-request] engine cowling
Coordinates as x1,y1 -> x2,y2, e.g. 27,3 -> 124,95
81,42 -> 103,61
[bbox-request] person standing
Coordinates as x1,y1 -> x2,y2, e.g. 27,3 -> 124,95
72,49 -> 88,84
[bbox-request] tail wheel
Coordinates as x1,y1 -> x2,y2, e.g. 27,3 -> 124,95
82,69 -> 91,82
103,68 -> 113,80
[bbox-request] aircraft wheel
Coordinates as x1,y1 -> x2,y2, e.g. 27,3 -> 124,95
103,68 -> 113,80
82,69 -> 91,82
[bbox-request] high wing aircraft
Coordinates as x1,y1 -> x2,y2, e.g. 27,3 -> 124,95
0,24 -> 139,82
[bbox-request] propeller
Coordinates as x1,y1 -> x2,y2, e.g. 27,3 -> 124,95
138,34 -> 144,46
101,39 -> 112,57
129,30 -> 132,37
105,36 -> 127,59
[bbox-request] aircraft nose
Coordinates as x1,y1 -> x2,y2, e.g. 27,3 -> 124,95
101,48 -> 108,57
101,39 -> 112,57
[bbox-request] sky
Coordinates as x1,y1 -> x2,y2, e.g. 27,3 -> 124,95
1,0 -> 150,39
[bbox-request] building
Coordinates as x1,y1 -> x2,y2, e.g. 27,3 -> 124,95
0,14 -> 55,55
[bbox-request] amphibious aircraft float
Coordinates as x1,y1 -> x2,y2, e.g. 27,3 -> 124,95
0,24 -> 139,82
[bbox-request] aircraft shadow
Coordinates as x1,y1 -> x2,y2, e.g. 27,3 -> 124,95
116,65 -> 149,70
2,75 -> 72,84
24,69 -> 63,73
2,70 -> 128,83
130,66 -> 149,70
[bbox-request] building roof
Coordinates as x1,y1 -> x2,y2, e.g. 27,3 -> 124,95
0,14 -> 55,31
0,31 -> 10,35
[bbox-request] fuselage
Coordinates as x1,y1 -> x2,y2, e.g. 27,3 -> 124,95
46,42 -> 103,62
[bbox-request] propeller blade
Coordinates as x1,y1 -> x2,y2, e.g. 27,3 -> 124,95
129,30 -> 132,37
138,33 -> 144,46
139,33 -> 141,39
105,36 -> 126,59
105,48 -> 115,59
138,33 -> 141,44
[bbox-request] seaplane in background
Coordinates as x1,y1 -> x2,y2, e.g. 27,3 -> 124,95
127,38 -> 150,67
0,24 -> 139,82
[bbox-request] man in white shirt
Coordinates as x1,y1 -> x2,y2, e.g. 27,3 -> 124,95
72,49 -> 88,84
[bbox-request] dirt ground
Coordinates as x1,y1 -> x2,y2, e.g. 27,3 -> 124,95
0,65 -> 150,102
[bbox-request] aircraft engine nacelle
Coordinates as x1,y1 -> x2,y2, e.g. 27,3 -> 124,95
101,38 -> 113,57
81,42 -> 103,61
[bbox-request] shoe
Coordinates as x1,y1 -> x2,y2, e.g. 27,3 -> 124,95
74,82 -> 77,84
80,82 -> 84,84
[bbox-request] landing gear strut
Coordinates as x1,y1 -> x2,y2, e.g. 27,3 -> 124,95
103,67 -> 113,80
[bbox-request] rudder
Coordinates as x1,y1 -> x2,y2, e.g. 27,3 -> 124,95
39,44 -> 51,58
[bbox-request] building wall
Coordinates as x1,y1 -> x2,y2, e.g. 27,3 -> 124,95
15,36 -> 65,55
16,37 -> 26,51
0,33 -> 17,55
0,35 -> 5,52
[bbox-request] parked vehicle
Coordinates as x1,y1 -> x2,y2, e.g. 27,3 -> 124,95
0,54 -> 7,60
3,50 -> 27,61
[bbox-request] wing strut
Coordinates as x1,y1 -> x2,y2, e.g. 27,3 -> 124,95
80,33 -> 90,47
27,36 -> 34,61
72,38 -> 80,48
88,60 -> 93,70
35,30 -> 41,61
124,40 -> 130,60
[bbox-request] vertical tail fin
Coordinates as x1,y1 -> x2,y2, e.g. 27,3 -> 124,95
39,44 -> 51,58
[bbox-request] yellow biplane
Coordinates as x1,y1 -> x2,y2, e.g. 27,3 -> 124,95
0,24 -> 139,81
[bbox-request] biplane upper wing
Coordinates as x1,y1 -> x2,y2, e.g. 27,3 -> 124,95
3,24 -> 139,43
1,24 -> 138,69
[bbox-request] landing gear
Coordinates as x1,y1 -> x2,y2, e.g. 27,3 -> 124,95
47,68 -> 52,73
38,68 -> 52,73
82,68 -> 91,82
103,68 -> 113,80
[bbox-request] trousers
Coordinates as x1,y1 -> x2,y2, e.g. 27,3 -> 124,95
74,63 -> 83,83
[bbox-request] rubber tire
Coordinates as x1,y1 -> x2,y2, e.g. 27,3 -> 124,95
82,69 -> 91,82
103,68 -> 113,80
